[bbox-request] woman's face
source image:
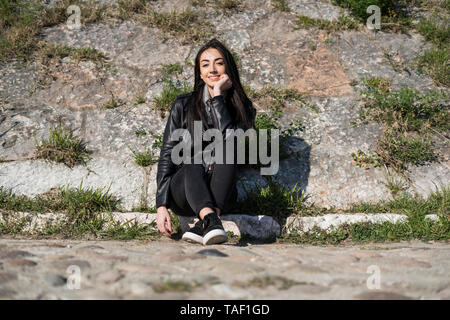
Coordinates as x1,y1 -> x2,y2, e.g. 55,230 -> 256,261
199,48 -> 226,88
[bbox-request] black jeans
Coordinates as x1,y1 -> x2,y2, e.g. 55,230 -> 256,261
168,162 -> 238,218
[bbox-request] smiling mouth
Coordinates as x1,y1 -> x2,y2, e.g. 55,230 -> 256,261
209,76 -> 220,80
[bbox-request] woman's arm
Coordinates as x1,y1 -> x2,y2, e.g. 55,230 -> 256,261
155,98 -> 183,209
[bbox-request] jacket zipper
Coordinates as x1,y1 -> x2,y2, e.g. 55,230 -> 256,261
206,99 -> 215,173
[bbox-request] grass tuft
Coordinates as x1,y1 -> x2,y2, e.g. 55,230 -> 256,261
129,147 -> 159,167
360,86 -> 449,132
293,14 -> 359,32
0,0 -> 111,62
271,0 -> 291,12
414,14 -> 449,86
152,280 -> 201,293
355,81 -> 449,175
152,79 -> 193,116
38,43 -> 108,68
230,176 -> 330,224
416,15 -> 450,47
136,8 -> 215,44
190,0 -> 244,13
34,124 -> 92,168
415,47 -> 449,87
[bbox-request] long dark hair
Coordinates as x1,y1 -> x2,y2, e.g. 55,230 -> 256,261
186,38 -> 254,136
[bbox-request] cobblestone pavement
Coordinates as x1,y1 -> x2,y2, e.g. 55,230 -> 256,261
0,238 -> 448,300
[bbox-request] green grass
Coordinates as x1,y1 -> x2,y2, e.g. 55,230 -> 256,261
152,79 -> 193,116
347,185 -> 449,215
0,184 -> 119,214
38,43 -> 108,68
117,1 -> 217,43
360,86 -> 449,132
132,129 -> 164,167
135,95 -> 146,105
148,130 -> 164,149
161,63 -> 184,77
232,102 -> 304,171
356,80 -> 448,175
280,185 -> 450,244
280,217 -> 449,245
239,84 -> 314,168
1,185 -> 448,244
152,280 -> 201,293
0,0 -> 45,61
255,108 -> 304,161
331,0 -> 397,20
331,0 -> 414,32
271,0 -> 290,12
415,47 -> 449,87
376,132 -> 438,171
116,0 -> 147,19
135,129 -> 147,137
34,124 -> 92,168
212,0 -> 243,12
230,176 -> 332,224
130,205 -> 157,213
234,275 -> 306,290
351,149 -> 381,169
104,94 -> 124,109
293,14 -> 359,32
97,218 -> 160,240
415,15 -> 449,87
136,8 -> 215,44
416,15 -> 450,48
231,181 -> 449,244
129,147 -> 159,167
361,77 -> 391,92
190,0 -> 243,12
245,85 -> 315,111
0,0 -> 215,62
0,0 -> 110,62
0,184 -> 161,240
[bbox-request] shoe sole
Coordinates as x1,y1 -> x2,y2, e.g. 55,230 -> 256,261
182,232 -> 203,244
203,229 -> 228,245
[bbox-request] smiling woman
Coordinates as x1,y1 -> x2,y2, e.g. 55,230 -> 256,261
155,38 -> 256,245
200,48 -> 231,96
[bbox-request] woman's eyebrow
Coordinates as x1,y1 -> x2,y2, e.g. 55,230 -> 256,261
200,57 -> 224,63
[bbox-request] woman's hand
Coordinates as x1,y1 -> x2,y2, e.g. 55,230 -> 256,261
213,74 -> 232,97
156,206 -> 173,236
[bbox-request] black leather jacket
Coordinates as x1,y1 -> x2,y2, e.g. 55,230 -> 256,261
155,91 -> 256,209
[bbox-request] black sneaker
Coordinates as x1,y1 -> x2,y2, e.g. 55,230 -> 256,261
202,211 -> 228,245
181,219 -> 204,244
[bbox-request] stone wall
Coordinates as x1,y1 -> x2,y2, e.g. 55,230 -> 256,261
1,0 -> 448,211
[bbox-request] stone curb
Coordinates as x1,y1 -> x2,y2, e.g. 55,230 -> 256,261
0,211 -> 442,239
285,214 -> 439,234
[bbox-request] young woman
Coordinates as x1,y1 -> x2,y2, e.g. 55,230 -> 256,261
155,38 -> 256,245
